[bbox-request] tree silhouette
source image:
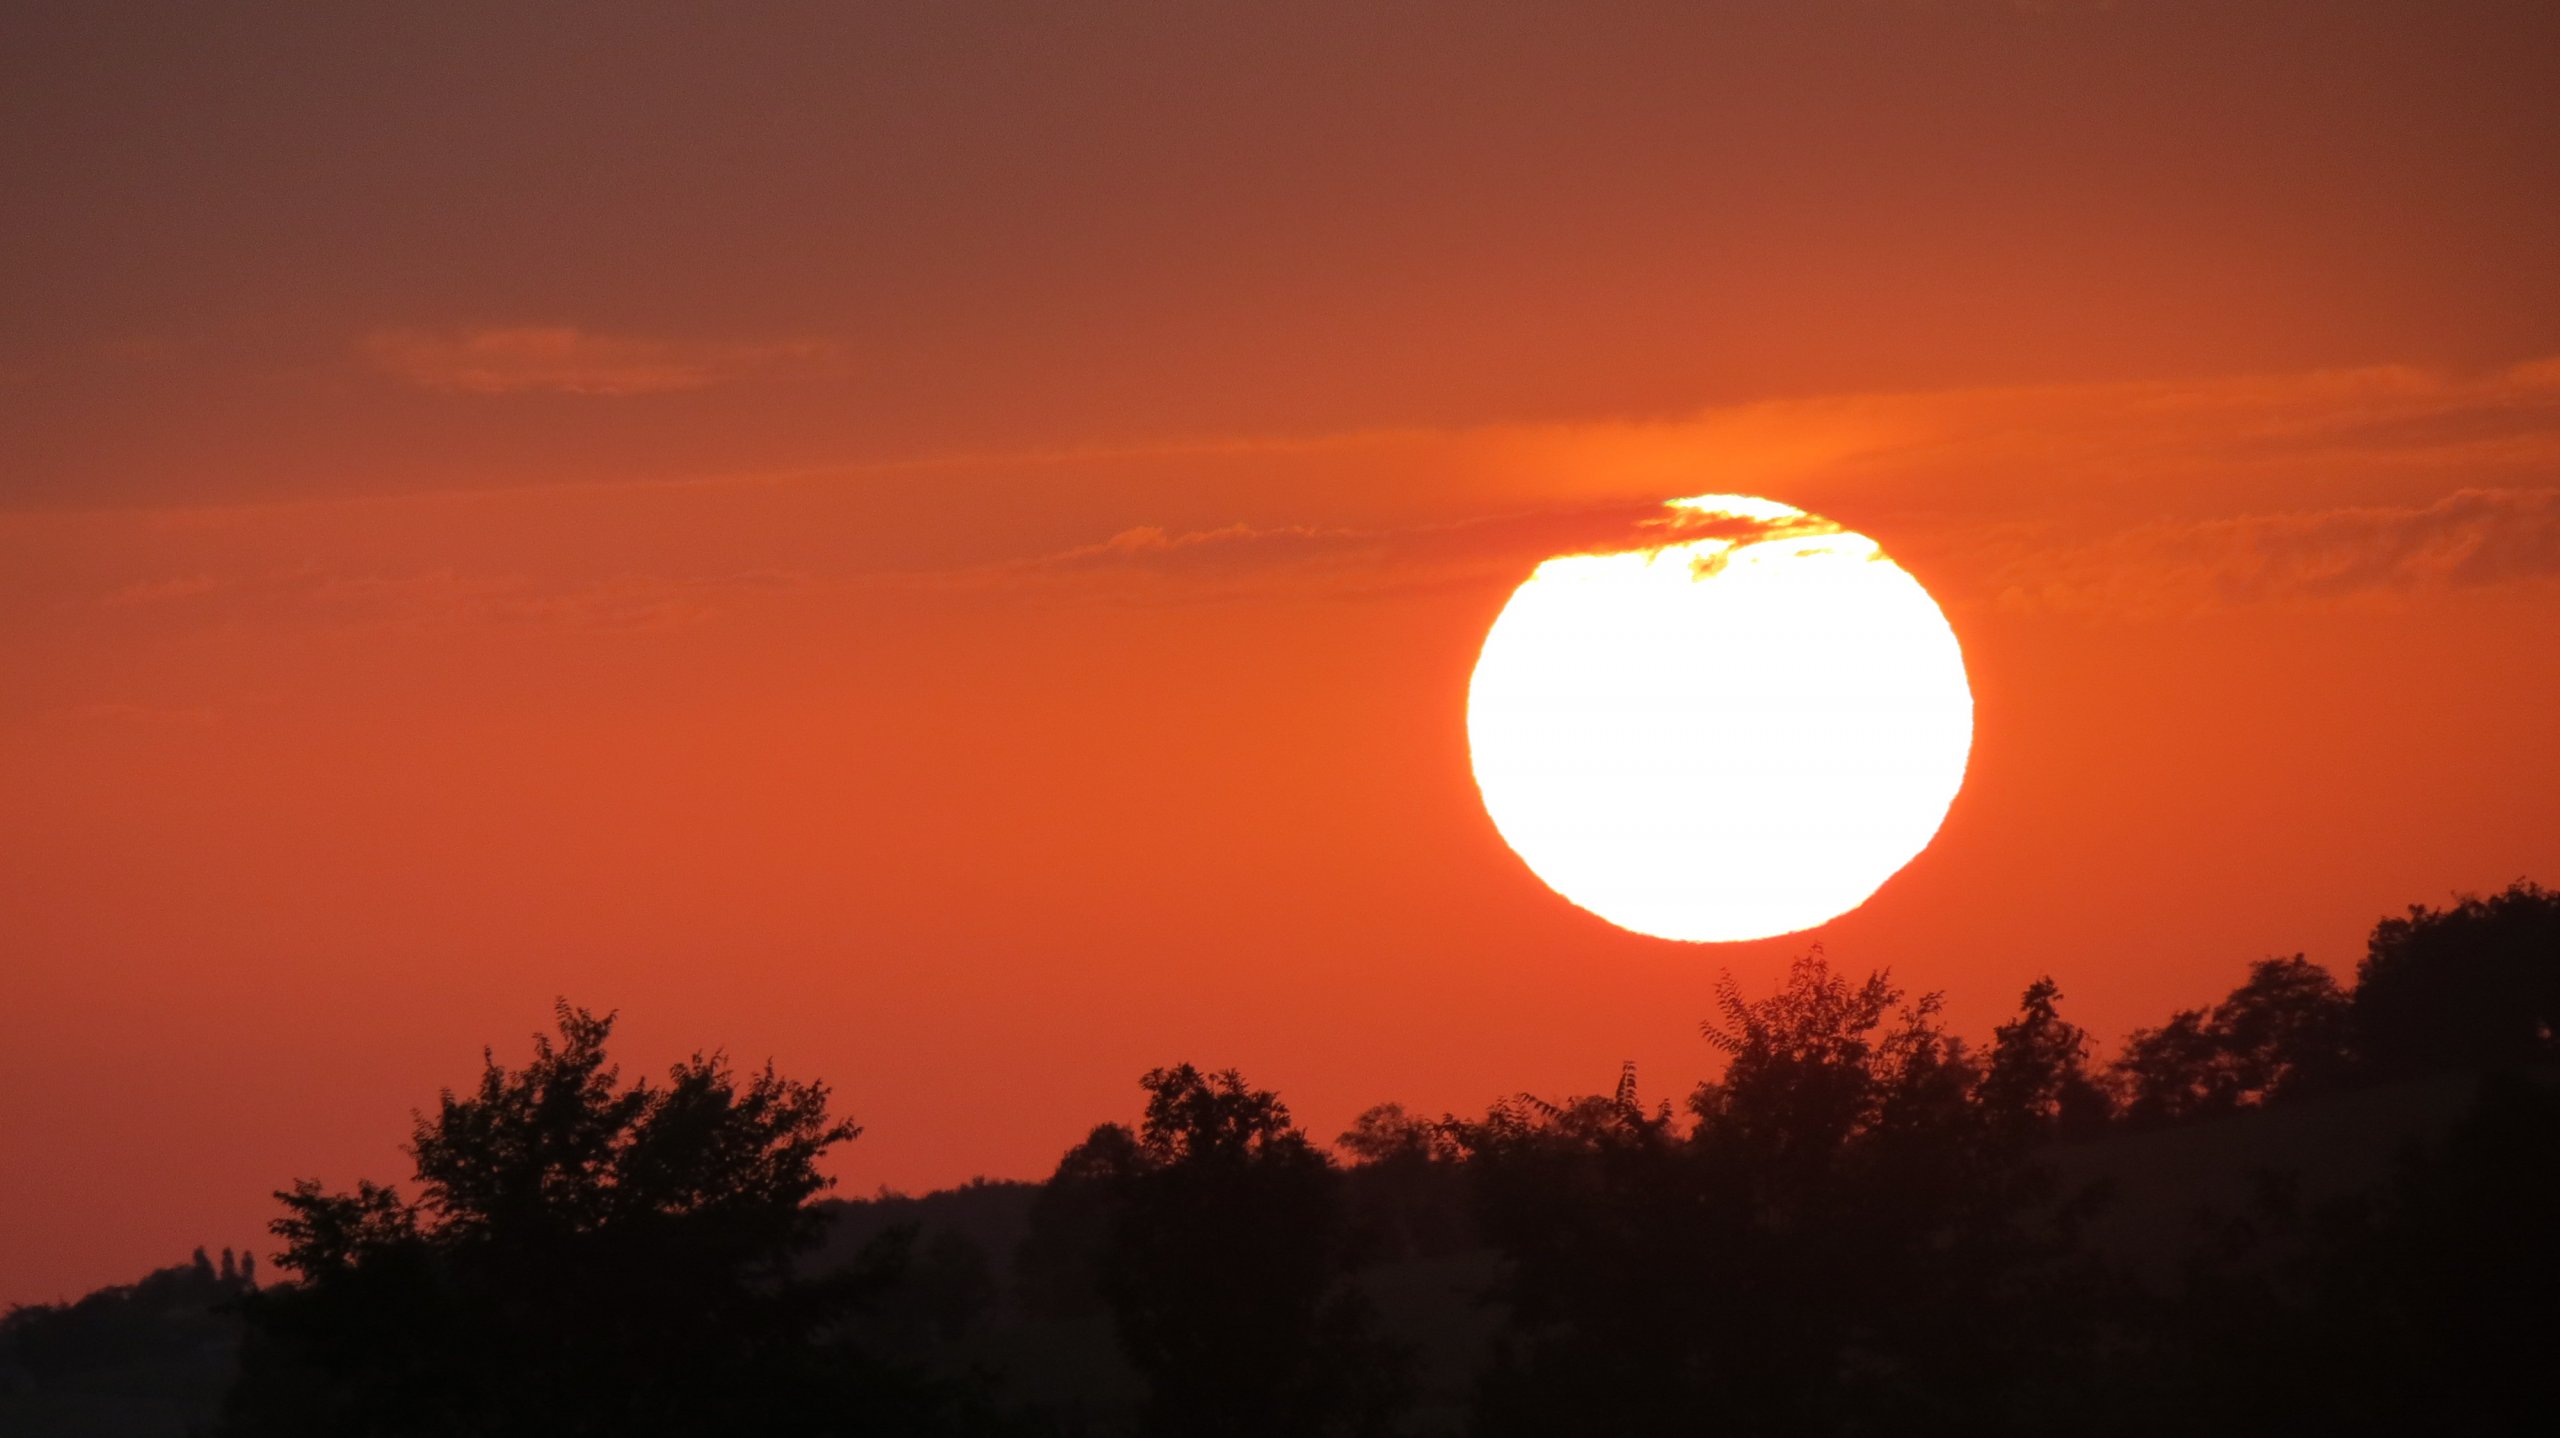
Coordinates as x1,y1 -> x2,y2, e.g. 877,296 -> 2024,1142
221,1002 -> 962,1438
1335,1102 -> 1443,1166
1335,1102 -> 1471,1269
2151,1071 -> 2560,1432
1453,1059 -> 1714,1438
0,1250 -> 253,1418
2354,880 -> 2560,1077
25,878 -> 2560,1435
1013,1120 -> 1142,1321
1692,950 -> 1984,1179
1079,1064 -> 1406,1438
2114,955 -> 2351,1124
1459,956 -> 2121,1438
1977,977 -> 2113,1141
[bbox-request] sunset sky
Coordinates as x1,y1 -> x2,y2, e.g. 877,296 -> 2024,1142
6,0 -> 2559,1307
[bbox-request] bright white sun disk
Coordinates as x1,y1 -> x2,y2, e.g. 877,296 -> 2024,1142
1465,495 -> 1972,942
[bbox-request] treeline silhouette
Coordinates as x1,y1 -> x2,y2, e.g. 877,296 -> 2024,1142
4,881 -> 2554,1436
0,1249 -> 254,1434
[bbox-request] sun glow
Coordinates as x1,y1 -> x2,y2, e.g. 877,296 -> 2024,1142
1466,495 -> 1973,943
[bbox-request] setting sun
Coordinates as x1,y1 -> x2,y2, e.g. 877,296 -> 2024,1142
1466,495 -> 1973,942
10,8 -> 2560,1425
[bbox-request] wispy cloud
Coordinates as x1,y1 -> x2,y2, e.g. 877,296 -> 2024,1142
361,326 -> 836,396
1990,488 -> 2560,617
93,567 -> 807,632
961,499 -> 1842,597
36,355 -> 2560,625
936,359 -> 2560,612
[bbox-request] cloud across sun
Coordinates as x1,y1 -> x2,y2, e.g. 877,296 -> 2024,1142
1466,496 -> 1973,943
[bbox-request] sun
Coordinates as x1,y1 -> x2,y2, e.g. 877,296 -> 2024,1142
1466,494 -> 1972,943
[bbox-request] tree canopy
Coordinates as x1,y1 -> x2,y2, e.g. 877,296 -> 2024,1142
221,1003 -> 957,1438
26,880 -> 2549,1438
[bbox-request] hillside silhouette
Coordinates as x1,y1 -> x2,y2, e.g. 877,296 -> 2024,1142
4,881 -> 2554,1436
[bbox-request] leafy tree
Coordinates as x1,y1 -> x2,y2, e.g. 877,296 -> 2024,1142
2111,1007 -> 2227,1125
1081,1064 -> 1406,1438
2354,880 -> 2560,1076
1335,1102 -> 1444,1166
2215,954 -> 2353,1098
1693,951 -> 1919,1169
222,1003 -> 959,1438
1013,1121 -> 1142,1320
2114,956 -> 2350,1124
1334,1102 -> 1470,1266
1452,1062 -> 1716,1438
1461,956 -> 2120,1438
1977,978 -> 2114,1142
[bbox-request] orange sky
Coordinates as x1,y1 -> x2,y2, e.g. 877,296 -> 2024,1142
5,1 -> 2559,1306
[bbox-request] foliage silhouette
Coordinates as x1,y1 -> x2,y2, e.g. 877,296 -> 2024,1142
1015,1122 -> 1143,1322
24,879 -> 2560,1436
1336,1102 -> 1446,1167
1,1251 -> 254,1436
1454,953 -> 2119,1438
2135,1070 -> 2560,1433
221,1002 -> 978,1438
2114,955 -> 2351,1124
1074,1064 -> 1408,1438
1335,1103 -> 1474,1275
1978,977 -> 2114,1141
2355,879 -> 2560,1076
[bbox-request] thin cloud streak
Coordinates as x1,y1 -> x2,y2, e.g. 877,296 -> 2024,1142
23,357 -> 2560,629
1992,488 -> 2560,617
929,359 -> 2560,612
362,327 -> 838,396
92,567 -> 809,632
954,501 -> 1845,598
951,481 -> 2560,619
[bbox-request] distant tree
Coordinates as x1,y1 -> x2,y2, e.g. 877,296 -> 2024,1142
2161,1072 -> 2560,1431
1452,1062 -> 1710,1438
1334,1101 -> 1470,1265
1691,956 -> 2020,1429
1014,1122 -> 1141,1319
2354,880 -> 2560,1076
908,1231 -> 998,1346
1692,950 -> 1977,1174
223,1002 -> 962,1438
0,1251 -> 252,1403
1460,956 -> 2119,1437
2303,1071 -> 2560,1425
2114,955 -> 2351,1124
2215,954 -> 2353,1098
1976,978 -> 2114,1142
1335,1101 -> 1443,1165
2112,1007 -> 2225,1125
1083,1064 -> 1406,1438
